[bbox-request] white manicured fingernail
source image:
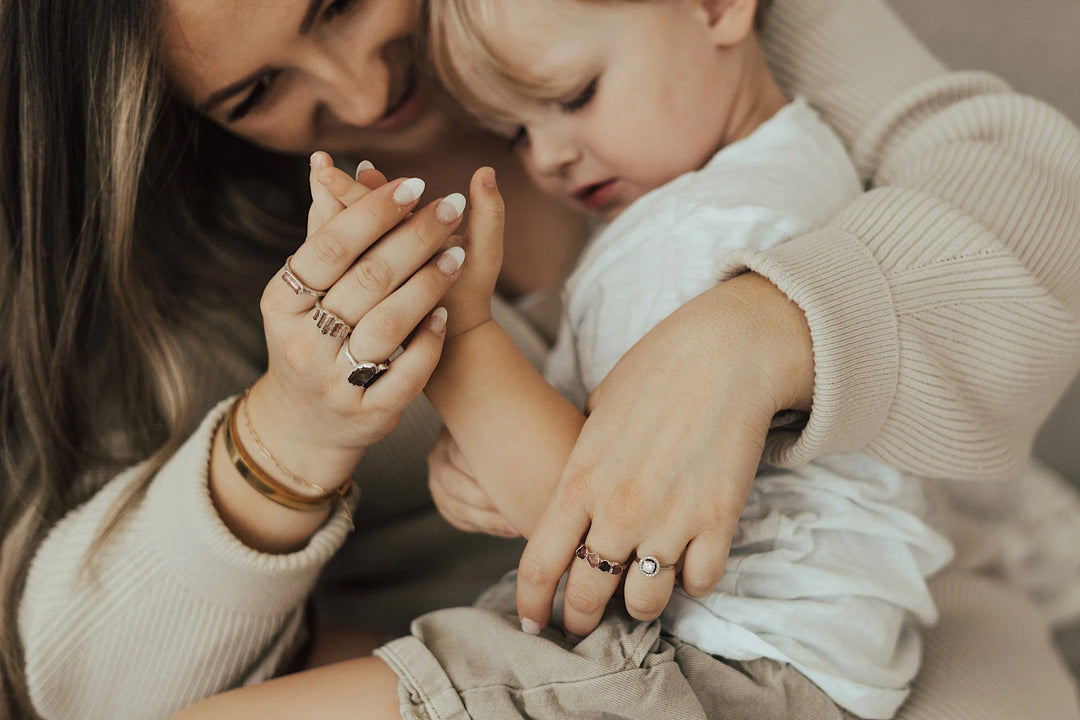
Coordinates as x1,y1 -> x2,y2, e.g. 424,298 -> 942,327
428,307 -> 448,334
392,177 -> 426,205
521,618 -> 541,636
437,246 -> 465,275
354,160 -> 375,179
435,193 -> 467,223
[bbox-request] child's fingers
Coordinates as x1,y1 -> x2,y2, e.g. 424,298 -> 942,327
315,163 -> 389,209
308,151 -> 345,236
465,167 -> 505,275
355,161 -> 389,190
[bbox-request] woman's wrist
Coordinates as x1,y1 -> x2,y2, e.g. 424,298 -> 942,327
702,272 -> 815,413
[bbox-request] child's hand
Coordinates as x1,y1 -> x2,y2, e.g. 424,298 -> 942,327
442,167 -> 505,338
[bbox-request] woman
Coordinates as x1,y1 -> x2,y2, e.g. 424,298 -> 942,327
2,1 -> 1078,719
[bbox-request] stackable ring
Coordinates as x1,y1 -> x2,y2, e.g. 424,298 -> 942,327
575,543 -> 628,576
343,342 -> 391,389
281,256 -> 328,298
634,555 -> 676,578
312,299 -> 353,340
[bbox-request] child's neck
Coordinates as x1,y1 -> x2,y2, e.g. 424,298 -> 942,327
720,38 -> 789,149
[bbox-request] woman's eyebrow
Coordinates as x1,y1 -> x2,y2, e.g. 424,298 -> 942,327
197,0 -> 325,112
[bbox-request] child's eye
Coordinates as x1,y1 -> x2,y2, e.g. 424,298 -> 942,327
506,126 -> 529,153
323,0 -> 360,21
559,77 -> 598,113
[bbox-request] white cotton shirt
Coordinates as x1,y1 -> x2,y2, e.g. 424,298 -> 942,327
544,99 -> 954,719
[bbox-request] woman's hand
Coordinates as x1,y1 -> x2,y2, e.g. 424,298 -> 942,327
246,153 -> 470,491
516,273 -> 815,637
428,428 -> 521,538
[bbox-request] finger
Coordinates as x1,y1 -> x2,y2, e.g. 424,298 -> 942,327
465,167 -> 505,281
620,536 -> 682,622
288,177 -> 431,296
356,307 -> 447,409
559,529 -> 634,637
516,478 -> 592,634
354,160 -> 389,189
429,473 -> 517,537
342,244 -> 464,363
680,528 -> 732,599
321,194 -> 467,325
316,166 -> 375,208
308,151 -> 345,236
433,456 -> 498,513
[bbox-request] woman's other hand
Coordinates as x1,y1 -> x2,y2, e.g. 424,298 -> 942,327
428,428 -> 521,538
516,273 -> 815,637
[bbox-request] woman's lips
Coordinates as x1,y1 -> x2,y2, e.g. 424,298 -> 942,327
371,72 -> 425,131
573,179 -> 619,212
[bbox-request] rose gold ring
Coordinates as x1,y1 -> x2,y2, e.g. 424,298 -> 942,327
281,255 -> 328,299
312,299 -> 353,340
633,555 -> 675,578
575,543 -> 629,576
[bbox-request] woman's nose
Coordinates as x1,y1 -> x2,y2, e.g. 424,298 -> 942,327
310,50 -> 390,127
527,126 -> 581,177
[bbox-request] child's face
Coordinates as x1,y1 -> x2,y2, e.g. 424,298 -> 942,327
446,0 -> 749,221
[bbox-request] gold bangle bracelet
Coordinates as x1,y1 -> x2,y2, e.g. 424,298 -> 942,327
223,396 -> 352,513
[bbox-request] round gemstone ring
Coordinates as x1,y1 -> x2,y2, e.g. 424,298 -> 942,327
635,555 -> 674,578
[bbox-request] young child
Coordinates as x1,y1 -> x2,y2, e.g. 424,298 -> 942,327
418,0 -> 954,718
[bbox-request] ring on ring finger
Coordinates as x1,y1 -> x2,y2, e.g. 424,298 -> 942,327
343,342 -> 391,389
312,299 -> 354,340
575,543 -> 630,576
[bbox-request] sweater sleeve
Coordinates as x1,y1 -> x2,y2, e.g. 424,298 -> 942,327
18,398 -> 354,720
731,0 -> 1080,480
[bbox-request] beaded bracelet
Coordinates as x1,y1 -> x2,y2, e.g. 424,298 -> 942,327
223,395 -> 352,514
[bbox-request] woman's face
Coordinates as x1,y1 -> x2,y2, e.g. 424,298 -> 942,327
162,0 -> 452,155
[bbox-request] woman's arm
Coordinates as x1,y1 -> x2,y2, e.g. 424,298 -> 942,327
754,0 -> 1080,476
19,401 -> 353,720
518,0 -> 1080,636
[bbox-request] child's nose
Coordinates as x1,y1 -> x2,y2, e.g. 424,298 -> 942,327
527,127 -> 580,177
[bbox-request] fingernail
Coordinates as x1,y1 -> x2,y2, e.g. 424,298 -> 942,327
435,193 -> 467,224
310,151 -> 330,169
482,167 -> 497,190
521,618 -> 541,636
393,178 -> 426,206
437,246 -> 465,275
355,160 -> 375,180
427,307 -> 448,334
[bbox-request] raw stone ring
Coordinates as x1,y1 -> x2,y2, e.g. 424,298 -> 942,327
575,543 -> 627,576
343,343 -> 390,389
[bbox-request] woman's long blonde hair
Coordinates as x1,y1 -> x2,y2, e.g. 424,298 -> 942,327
0,1 -> 307,716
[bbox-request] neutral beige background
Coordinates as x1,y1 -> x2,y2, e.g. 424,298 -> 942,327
888,0 -> 1080,485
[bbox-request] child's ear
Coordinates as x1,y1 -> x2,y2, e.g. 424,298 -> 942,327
697,0 -> 758,47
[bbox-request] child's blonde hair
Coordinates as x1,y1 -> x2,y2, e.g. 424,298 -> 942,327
426,0 -> 772,124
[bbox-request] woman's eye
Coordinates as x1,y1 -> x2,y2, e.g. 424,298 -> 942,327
559,78 -> 598,113
228,71 -> 278,122
323,0 -> 360,21
506,126 -> 529,153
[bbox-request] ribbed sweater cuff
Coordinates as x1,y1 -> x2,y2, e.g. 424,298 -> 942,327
141,397 -> 352,616
719,229 -> 899,466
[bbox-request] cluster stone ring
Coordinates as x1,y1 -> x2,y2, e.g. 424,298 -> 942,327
575,543 -> 628,576
312,299 -> 353,340
635,555 -> 675,578
281,256 -> 328,299
343,343 -> 390,389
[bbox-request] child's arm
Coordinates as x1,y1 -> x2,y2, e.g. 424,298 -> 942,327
424,168 -> 584,538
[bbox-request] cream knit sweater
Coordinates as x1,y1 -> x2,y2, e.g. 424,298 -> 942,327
18,0 -> 1080,718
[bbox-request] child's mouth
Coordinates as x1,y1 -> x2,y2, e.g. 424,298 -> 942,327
372,67 -> 423,131
573,179 -> 618,211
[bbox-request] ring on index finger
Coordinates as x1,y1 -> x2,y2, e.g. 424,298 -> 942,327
281,255 -> 328,299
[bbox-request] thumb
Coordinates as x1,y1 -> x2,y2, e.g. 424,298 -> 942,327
465,167 -> 505,273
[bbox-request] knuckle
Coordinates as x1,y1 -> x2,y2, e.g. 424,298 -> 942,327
562,582 -> 607,617
365,306 -> 404,344
310,228 -> 351,267
351,254 -> 395,296
624,593 -> 667,621
515,554 -> 556,590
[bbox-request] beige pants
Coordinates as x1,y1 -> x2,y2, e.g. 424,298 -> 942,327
375,579 -> 852,720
